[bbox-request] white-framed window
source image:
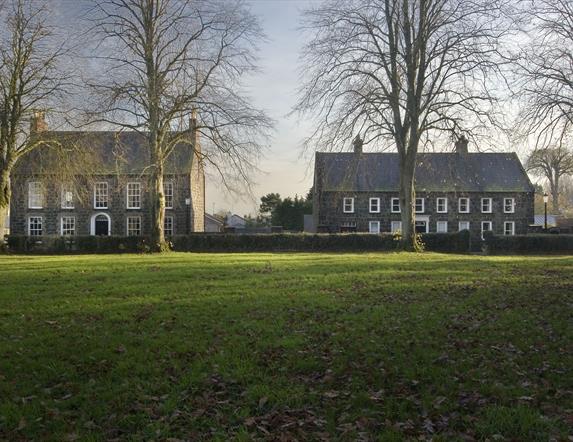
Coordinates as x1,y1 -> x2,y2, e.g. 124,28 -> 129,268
61,216 -> 76,236
369,197 -> 380,213
94,182 -> 109,209
436,197 -> 448,213
458,197 -> 470,213
504,198 -> 515,213
127,216 -> 142,236
481,221 -> 492,239
504,221 -> 515,236
343,197 -> 354,213
369,220 -> 380,234
391,198 -> 401,213
481,198 -> 492,213
28,216 -> 43,236
415,197 -> 425,213
28,182 -> 43,209
126,182 -> 141,209
164,216 -> 174,236
391,221 -> 402,233
61,185 -> 74,209
459,221 -> 470,231
164,181 -> 174,209
436,221 -> 448,233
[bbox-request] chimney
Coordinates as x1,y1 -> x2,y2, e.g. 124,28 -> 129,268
30,110 -> 48,133
353,134 -> 363,154
455,135 -> 468,153
189,109 -> 200,153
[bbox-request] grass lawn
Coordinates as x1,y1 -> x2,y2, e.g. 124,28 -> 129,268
0,252 -> 572,441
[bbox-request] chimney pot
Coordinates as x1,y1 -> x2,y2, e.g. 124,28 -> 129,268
455,136 -> 468,153
30,110 -> 48,133
353,134 -> 363,154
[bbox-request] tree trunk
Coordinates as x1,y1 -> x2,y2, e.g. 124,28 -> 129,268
552,173 -> 560,214
399,159 -> 417,251
0,168 -> 10,236
149,160 -> 166,251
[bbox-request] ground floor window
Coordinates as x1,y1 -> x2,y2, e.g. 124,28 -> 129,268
436,221 -> 448,233
127,216 -> 142,236
459,221 -> 470,231
369,220 -> 380,234
340,221 -> 357,233
61,216 -> 76,236
391,221 -> 402,233
28,216 -> 43,236
415,219 -> 428,233
164,216 -> 174,236
481,221 -> 492,239
504,221 -> 515,236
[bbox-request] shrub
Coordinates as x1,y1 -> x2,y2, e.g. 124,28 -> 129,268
6,231 -> 472,254
484,233 -> 573,254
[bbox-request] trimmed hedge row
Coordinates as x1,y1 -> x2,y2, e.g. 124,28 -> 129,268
484,233 -> 573,254
5,231 -> 471,254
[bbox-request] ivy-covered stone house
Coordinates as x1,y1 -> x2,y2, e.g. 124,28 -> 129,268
312,139 -> 534,242
10,113 -> 205,237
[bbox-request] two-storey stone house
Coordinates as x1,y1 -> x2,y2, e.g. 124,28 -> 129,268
312,139 -> 534,242
10,113 -> 205,237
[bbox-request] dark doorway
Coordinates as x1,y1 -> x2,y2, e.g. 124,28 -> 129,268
95,214 -> 110,236
415,220 -> 428,234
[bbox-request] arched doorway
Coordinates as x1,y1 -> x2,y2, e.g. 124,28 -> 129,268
90,213 -> 111,236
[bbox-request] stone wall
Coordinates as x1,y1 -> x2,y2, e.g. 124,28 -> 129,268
10,173 -> 197,236
317,190 -> 534,242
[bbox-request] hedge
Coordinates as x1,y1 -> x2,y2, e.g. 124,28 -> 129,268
5,231 -> 471,254
484,232 -> 573,254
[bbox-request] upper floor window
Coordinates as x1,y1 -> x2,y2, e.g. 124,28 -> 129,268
94,182 -> 109,209
391,198 -> 401,213
343,197 -> 354,213
436,221 -> 448,233
127,216 -> 142,236
504,221 -> 515,236
481,198 -> 492,213
436,197 -> 448,213
28,182 -> 43,209
127,182 -> 141,209
61,216 -> 76,236
504,198 -> 515,213
458,197 -> 470,213
61,185 -> 74,209
369,197 -> 380,213
415,197 -> 425,213
164,216 -> 174,236
28,216 -> 43,236
164,181 -> 174,209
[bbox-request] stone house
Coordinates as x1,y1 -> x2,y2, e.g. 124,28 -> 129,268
312,139 -> 534,242
10,113 -> 204,237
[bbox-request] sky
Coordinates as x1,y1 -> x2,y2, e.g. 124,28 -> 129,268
206,0 -> 317,217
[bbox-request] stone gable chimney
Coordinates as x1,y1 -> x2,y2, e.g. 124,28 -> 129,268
353,134 -> 363,154
30,110 -> 48,133
455,135 -> 468,153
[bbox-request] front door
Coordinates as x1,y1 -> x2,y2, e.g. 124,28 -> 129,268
415,220 -> 428,234
95,215 -> 109,236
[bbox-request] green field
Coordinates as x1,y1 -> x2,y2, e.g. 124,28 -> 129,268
0,252 -> 571,440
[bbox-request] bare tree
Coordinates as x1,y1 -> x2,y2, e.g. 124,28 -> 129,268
87,0 -> 272,251
514,0 -> 573,148
295,0 -> 510,249
526,145 -> 573,213
0,0 -> 69,233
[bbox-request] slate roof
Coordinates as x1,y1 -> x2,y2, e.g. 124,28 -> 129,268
315,152 -> 534,193
14,131 -> 195,175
